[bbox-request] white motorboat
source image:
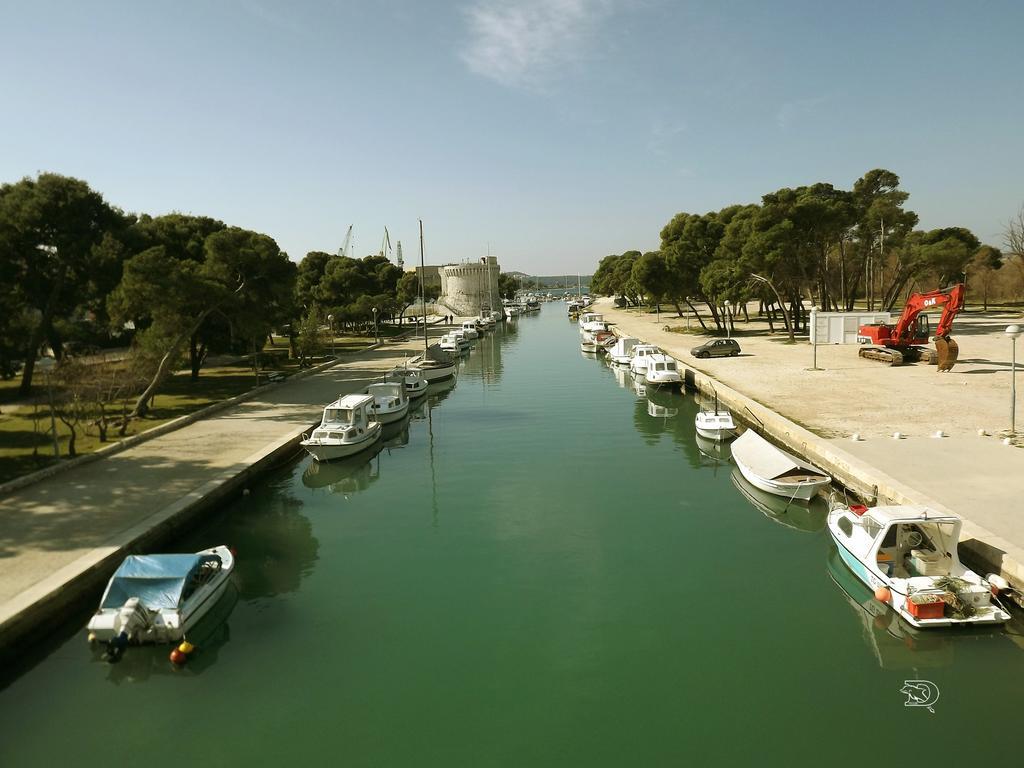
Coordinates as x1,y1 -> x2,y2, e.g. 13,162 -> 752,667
460,321 -> 480,339
452,330 -> 471,350
695,409 -> 736,441
408,344 -> 458,381
731,429 -> 832,501
581,324 -> 615,353
385,367 -> 428,399
366,382 -> 410,424
644,354 -> 682,388
300,393 -> 382,461
608,336 -> 639,365
87,546 -> 234,647
828,503 -> 1011,628
628,344 -> 661,376
578,312 -> 603,330
439,333 -> 461,354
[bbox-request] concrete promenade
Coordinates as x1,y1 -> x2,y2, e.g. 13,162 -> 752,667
0,337 -> 431,657
597,299 -> 1024,590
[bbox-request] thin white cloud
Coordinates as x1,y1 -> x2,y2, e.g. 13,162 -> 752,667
776,95 -> 829,129
647,118 -> 687,155
460,0 -> 613,89
236,0 -> 311,37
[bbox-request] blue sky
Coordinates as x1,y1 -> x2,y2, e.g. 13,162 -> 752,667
2,0 -> 1022,274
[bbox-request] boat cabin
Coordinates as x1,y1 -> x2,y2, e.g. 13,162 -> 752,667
312,394 -> 375,440
631,345 -> 660,359
835,506 -> 963,579
367,382 -> 406,408
610,337 -> 638,356
579,312 -> 602,326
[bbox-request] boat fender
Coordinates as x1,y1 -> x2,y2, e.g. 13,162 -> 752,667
874,586 -> 891,604
987,574 -> 1010,595
169,648 -> 188,665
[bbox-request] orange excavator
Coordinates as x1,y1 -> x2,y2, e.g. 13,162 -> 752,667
856,283 -> 964,370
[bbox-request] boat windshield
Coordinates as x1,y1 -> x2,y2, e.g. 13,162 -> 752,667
324,408 -> 353,424
874,520 -> 959,571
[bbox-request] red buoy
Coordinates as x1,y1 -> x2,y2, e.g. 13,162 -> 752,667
851,504 -> 869,516
874,586 -> 891,603
169,648 -> 187,665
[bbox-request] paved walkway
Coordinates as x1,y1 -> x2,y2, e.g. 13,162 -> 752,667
596,299 -> 1024,583
0,338 -> 429,639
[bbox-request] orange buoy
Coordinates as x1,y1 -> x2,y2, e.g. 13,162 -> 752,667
169,648 -> 187,665
874,586 -> 892,603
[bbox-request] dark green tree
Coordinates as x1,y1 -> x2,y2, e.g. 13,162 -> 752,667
109,227 -> 295,417
0,174 -> 128,395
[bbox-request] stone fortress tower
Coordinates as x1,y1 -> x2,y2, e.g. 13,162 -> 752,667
404,256 -> 503,318
439,256 -> 501,317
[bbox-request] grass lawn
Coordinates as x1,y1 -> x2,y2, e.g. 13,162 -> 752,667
0,357 -> 332,485
0,329 -> 401,484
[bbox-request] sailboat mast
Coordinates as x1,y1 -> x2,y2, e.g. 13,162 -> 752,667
419,219 -> 428,354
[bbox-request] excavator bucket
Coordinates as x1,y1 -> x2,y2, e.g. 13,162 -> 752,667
935,336 -> 959,371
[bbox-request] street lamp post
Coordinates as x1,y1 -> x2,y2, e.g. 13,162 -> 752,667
327,313 -> 335,358
372,307 -> 379,344
810,306 -> 821,370
1007,324 -> 1022,435
724,301 -> 732,339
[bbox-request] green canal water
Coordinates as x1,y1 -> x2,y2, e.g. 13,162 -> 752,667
2,306 -> 1023,766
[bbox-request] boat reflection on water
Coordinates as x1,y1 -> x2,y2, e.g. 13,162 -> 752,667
381,416 -> 411,449
608,359 -> 633,391
301,443 -> 383,494
92,583 -> 240,684
646,399 -> 678,419
826,547 -> 953,670
695,432 -> 732,463
730,468 -> 827,533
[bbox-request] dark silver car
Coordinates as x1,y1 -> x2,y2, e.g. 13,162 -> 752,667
690,338 -> 741,358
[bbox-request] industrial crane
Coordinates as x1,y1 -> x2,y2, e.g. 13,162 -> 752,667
856,283 -> 964,370
338,225 -> 353,259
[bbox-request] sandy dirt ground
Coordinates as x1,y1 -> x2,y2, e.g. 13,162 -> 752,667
598,298 -> 1024,439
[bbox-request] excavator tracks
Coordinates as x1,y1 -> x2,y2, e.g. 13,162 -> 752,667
858,346 -> 904,366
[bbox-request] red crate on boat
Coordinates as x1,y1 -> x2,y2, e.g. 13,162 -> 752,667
906,592 -> 946,620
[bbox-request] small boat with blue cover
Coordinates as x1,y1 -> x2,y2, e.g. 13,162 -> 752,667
87,546 -> 234,647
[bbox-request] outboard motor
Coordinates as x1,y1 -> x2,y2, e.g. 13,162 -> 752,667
102,598 -> 153,661
104,631 -> 130,663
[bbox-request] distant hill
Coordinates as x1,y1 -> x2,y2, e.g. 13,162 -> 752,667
508,273 -> 592,290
